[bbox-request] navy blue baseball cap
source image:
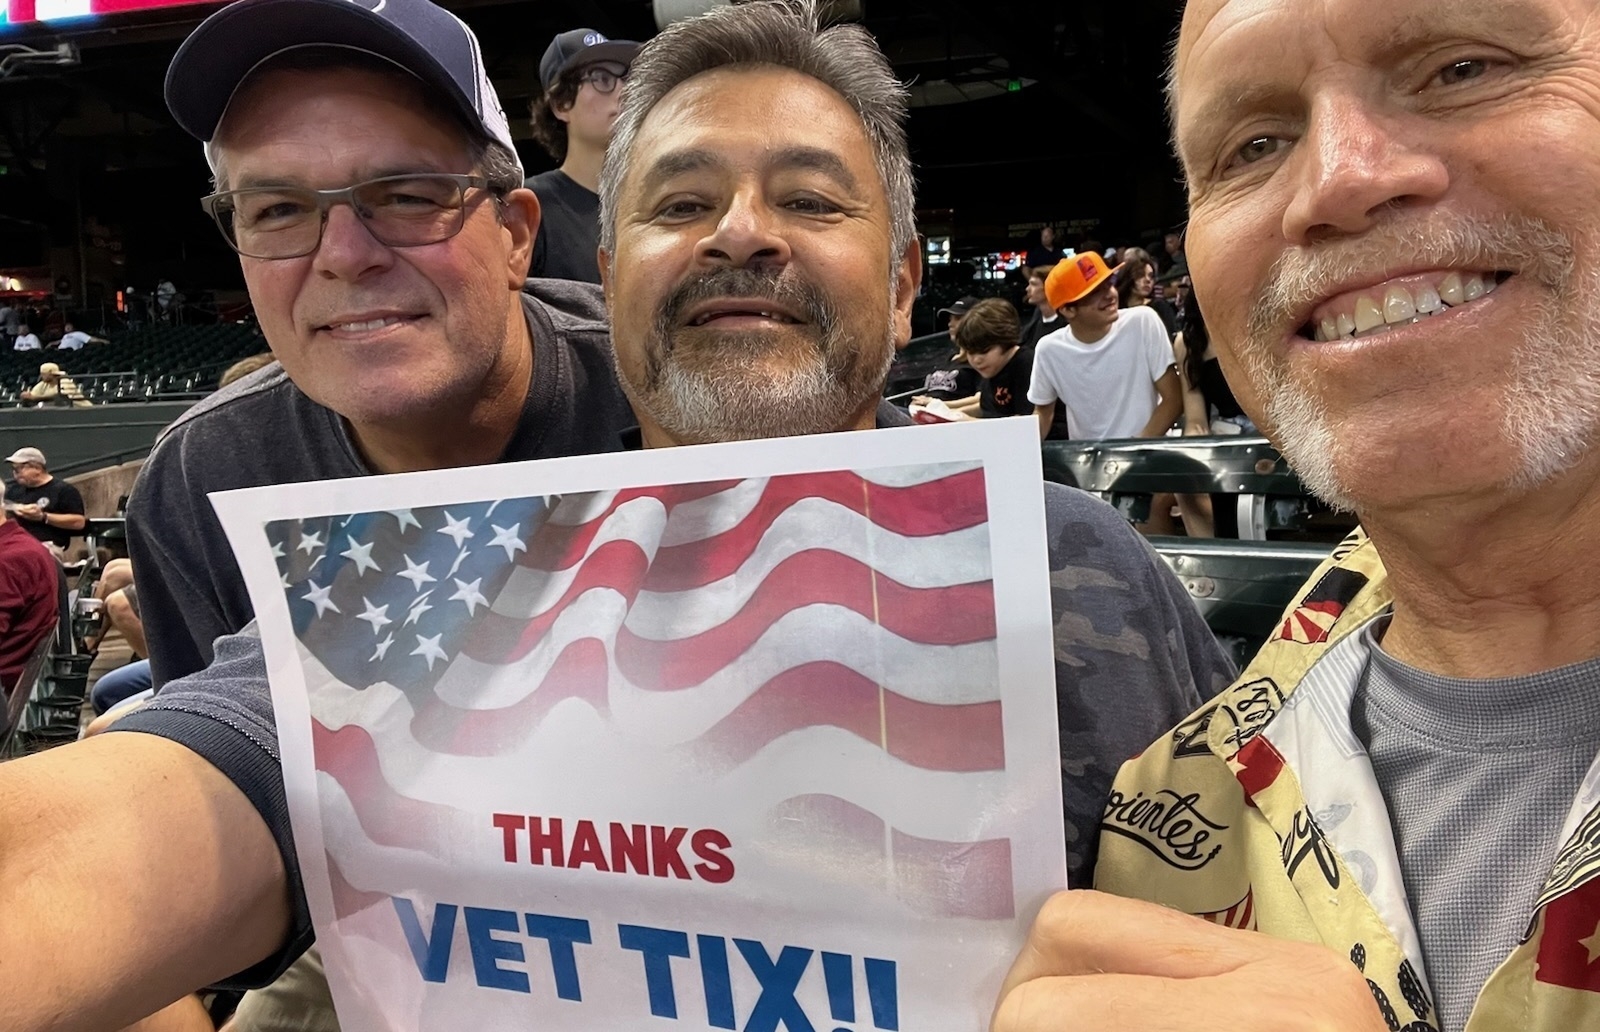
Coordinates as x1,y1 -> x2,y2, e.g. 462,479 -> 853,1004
539,28 -> 641,93
165,0 -> 521,176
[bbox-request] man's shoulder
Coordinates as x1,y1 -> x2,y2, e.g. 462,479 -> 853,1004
523,279 -> 612,351
150,363 -> 303,448
1040,481 -> 1155,576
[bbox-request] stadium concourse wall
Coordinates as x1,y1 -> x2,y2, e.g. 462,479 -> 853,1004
0,401 -> 194,518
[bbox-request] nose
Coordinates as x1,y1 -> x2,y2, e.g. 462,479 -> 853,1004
696,189 -> 791,271
311,202 -> 395,281
1281,94 -> 1450,245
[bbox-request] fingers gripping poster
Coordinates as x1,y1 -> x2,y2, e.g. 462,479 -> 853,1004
215,420 -> 1066,1031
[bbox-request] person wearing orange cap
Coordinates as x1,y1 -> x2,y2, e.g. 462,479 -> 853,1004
1027,251 -> 1181,442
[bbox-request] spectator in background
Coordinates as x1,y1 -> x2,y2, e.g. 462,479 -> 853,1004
0,302 -> 13,347
1114,246 -> 1179,335
1157,257 -> 1191,322
526,28 -> 641,282
12,324 -> 41,351
4,447 -> 86,557
907,294 -> 983,408
1029,252 -> 1181,443
1024,225 -> 1064,277
1172,295 -> 1250,538
155,278 -> 179,323
0,502 -> 59,691
55,323 -> 105,351
219,353 -> 277,387
952,298 -> 1037,419
1018,263 -> 1063,349
21,363 -> 89,408
1161,226 -> 1185,272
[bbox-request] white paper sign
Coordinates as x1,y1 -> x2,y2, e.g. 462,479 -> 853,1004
214,418 -> 1065,1032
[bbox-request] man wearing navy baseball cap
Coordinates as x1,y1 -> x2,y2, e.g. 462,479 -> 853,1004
527,27 -> 641,282
7,5 -> 634,1027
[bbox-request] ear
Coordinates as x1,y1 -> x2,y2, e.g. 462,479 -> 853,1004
598,244 -> 614,312
891,237 -> 923,352
552,93 -> 576,125
498,187 -> 541,288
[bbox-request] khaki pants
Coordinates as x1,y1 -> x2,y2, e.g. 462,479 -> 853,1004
224,948 -> 340,1032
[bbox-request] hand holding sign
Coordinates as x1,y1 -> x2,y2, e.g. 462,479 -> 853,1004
991,891 -> 1388,1032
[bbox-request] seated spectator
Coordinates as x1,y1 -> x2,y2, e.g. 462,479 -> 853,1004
4,447 -> 86,557
1019,264 -> 1064,349
54,323 -> 106,351
11,324 -> 41,351
89,589 -> 151,716
910,295 -> 983,407
219,352 -> 277,387
952,298 -> 1037,419
1172,295 -> 1252,539
1029,253 -> 1182,442
21,363 -> 89,408
0,502 -> 60,692
1114,247 -> 1179,336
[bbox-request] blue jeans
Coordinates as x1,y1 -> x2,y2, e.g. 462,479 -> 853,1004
91,659 -> 152,715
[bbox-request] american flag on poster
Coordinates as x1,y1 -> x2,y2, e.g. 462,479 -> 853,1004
267,460 -> 1014,920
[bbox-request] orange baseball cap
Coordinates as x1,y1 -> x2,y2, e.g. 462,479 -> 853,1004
1046,251 -> 1124,309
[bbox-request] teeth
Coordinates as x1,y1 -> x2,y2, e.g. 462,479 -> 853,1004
1415,283 -> 1443,314
1383,285 -> 1416,324
1439,272 -> 1465,306
1483,275 -> 1498,294
1336,312 -> 1356,339
1354,296 -> 1385,333
1319,317 -> 1337,342
1462,274 -> 1485,302
335,317 -> 400,332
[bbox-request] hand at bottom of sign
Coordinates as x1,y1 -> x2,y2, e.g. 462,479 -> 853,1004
991,891 -> 1388,1032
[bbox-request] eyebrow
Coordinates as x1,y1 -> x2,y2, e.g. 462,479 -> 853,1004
229,163 -> 459,191
638,145 -> 862,194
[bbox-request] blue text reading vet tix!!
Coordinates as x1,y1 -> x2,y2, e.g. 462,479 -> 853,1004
392,896 -> 901,1032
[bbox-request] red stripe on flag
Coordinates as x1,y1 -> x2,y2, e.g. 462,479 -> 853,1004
326,851 -> 389,922
409,638 -> 610,757
615,556 -> 994,689
524,470 -> 988,575
311,720 -> 476,852
695,661 -> 1004,772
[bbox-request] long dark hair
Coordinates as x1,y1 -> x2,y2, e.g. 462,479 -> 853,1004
1179,291 -> 1210,389
1114,249 -> 1154,308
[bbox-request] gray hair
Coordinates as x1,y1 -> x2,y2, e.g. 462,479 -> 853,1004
598,0 -> 916,263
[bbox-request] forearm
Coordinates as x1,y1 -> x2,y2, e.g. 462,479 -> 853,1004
0,733 -> 291,1032
1139,392 -> 1184,438
947,394 -> 981,414
43,511 -> 86,532
1034,403 -> 1055,440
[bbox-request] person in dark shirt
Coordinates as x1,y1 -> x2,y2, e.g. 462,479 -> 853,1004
1018,263 -> 1065,349
3,447 -> 85,554
954,299 -> 1037,418
1114,247 -> 1179,336
526,28 -> 640,282
0,503 -> 58,691
1024,225 -> 1064,276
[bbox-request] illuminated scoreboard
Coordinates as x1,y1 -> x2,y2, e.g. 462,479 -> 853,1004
1,0 -> 216,25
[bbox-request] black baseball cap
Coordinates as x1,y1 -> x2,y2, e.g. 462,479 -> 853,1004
539,28 -> 641,93
937,295 -> 981,319
165,0 -> 521,176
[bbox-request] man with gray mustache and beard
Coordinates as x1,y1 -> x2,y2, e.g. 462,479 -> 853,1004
992,0 -> 1600,1030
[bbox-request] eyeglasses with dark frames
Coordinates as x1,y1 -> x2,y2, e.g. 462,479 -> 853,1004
576,62 -> 630,95
200,173 -> 494,261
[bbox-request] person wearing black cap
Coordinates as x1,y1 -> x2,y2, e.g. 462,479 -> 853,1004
526,28 -> 641,283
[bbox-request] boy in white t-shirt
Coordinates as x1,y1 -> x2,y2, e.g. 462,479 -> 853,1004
1027,252 -> 1181,441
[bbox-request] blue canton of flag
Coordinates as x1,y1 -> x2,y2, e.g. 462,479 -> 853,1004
264,497 -> 550,692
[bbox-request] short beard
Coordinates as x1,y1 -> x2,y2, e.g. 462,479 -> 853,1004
1237,212 -> 1600,510
622,267 -> 895,445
